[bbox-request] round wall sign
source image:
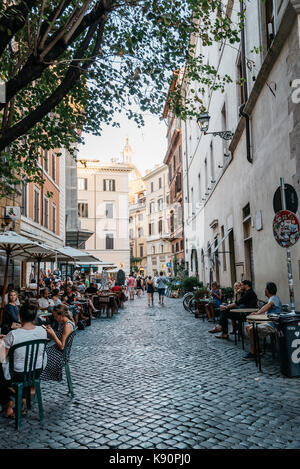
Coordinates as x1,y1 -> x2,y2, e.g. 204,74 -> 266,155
273,210 -> 300,248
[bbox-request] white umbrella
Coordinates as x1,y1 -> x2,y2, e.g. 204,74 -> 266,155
0,231 -> 54,318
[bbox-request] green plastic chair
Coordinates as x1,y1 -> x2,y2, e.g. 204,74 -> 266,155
8,339 -> 48,430
62,328 -> 77,397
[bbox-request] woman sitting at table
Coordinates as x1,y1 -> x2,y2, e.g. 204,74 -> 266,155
2,291 -> 21,335
208,280 -> 258,340
244,282 -> 282,360
1,302 -> 47,418
41,304 -> 75,382
205,282 -> 222,322
51,289 -> 62,306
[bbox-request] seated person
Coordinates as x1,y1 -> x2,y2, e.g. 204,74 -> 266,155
77,281 -> 86,294
1,303 -> 47,418
51,289 -> 62,306
209,280 -> 258,340
2,291 -> 21,335
244,282 -> 282,360
86,282 -> 98,294
41,304 -> 75,381
205,282 -> 222,322
37,288 -> 54,314
0,284 -> 20,306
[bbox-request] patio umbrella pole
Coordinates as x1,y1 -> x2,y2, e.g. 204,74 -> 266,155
65,261 -> 69,287
0,249 -> 10,325
37,258 -> 41,298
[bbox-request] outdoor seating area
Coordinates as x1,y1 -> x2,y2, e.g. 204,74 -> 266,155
0,231 -> 125,429
187,279 -> 299,375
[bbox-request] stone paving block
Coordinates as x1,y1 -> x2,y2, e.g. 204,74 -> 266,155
1,297 -> 300,449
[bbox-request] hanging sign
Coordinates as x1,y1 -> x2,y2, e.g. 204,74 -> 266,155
5,206 -> 21,220
273,210 -> 300,248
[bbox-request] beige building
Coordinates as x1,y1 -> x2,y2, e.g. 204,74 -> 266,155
77,159 -> 131,274
143,164 -> 172,276
129,191 -> 147,275
182,0 -> 300,307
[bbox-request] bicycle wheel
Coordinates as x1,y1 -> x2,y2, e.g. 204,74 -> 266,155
183,292 -> 193,311
188,297 -> 198,314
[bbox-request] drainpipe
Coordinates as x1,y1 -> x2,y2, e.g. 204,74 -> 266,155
240,0 -> 253,164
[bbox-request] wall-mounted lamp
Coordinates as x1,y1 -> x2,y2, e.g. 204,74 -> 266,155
197,113 -> 234,141
211,180 -> 216,184
218,165 -> 223,169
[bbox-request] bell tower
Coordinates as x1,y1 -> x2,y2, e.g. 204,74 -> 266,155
122,138 -> 134,164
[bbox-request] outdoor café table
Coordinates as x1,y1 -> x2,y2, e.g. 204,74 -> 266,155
196,298 -> 211,321
225,308 -> 259,348
246,313 -> 273,372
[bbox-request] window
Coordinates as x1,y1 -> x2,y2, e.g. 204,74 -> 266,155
173,154 -> 176,172
170,212 -> 174,233
152,246 -> 155,254
159,177 -> 162,189
221,225 -> 227,271
51,152 -> 56,181
138,227 -> 143,237
138,213 -> 143,221
158,219 -> 163,234
158,198 -> 163,211
198,174 -> 201,202
139,245 -> 144,257
78,203 -> 88,218
129,229 -> 134,240
103,179 -> 116,191
149,201 -> 155,214
166,195 -> 169,206
210,141 -> 215,182
180,239 -> 184,251
161,245 -> 164,253
106,203 -> 113,219
168,164 -> 172,182
176,242 -> 179,252
179,145 -> 182,162
106,234 -> 114,250
151,182 -> 154,192
21,182 -> 27,217
172,244 -> 175,253
129,216 -> 133,223
52,203 -> 56,234
243,203 -> 251,220
34,187 -> 40,223
149,223 -> 154,235
43,197 -> 49,228
265,0 -> 276,49
78,178 -> 88,190
42,149 -> 49,173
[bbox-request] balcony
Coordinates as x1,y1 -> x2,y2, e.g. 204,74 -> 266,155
129,202 -> 146,212
147,232 -> 170,242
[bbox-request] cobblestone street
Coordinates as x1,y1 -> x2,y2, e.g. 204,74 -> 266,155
1,295 -> 300,449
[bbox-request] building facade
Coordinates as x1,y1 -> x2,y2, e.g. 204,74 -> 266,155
77,159 -> 131,274
143,164 -> 172,276
182,0 -> 300,307
163,79 -> 185,270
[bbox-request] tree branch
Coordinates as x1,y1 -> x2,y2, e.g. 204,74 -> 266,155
0,0 -> 38,56
0,19 -> 107,152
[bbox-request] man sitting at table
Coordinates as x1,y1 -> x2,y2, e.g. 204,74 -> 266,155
208,280 -> 258,340
244,282 -> 282,360
38,288 -> 54,313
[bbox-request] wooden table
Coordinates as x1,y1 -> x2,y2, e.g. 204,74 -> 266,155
246,313 -> 274,371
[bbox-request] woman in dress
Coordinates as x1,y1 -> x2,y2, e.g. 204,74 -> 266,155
41,304 -> 75,382
146,276 -> 155,307
2,291 -> 21,335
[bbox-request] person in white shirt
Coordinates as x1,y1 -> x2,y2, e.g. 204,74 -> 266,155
1,303 -> 47,418
38,289 -> 54,313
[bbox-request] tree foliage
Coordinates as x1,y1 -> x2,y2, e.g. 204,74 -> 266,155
0,0 -> 243,197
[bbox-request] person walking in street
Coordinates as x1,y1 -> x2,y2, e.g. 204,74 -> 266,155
157,271 -> 167,306
128,274 -> 135,300
136,276 -> 142,298
146,276 -> 155,307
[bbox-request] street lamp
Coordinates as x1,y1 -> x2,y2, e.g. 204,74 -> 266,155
197,113 -> 234,141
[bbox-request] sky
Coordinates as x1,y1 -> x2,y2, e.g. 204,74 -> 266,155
78,113 -> 168,176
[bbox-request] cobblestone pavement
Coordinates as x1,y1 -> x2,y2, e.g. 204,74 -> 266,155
1,295 -> 300,449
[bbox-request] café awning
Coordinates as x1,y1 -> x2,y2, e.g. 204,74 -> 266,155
55,246 -> 102,263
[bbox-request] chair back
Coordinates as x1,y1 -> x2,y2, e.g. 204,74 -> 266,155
8,339 -> 48,387
62,328 -> 77,365
257,299 -> 267,309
